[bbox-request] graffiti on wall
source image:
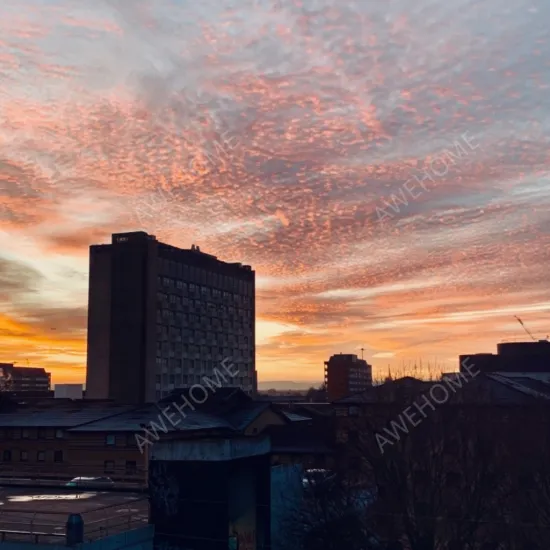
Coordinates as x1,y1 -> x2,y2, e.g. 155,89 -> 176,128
149,461 -> 180,517
237,530 -> 256,550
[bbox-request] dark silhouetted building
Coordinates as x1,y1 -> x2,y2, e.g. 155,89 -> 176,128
86,231 -> 256,404
324,353 -> 372,402
460,340 -> 550,374
0,363 -> 51,392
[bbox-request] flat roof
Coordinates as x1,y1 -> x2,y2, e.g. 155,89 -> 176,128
0,487 -> 148,542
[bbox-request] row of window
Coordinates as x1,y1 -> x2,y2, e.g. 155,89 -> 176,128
155,370 -> 251,384
0,434 -> 134,449
156,314 -> 252,333
158,284 -> 252,304
2,450 -> 63,462
155,348 -> 253,363
0,452 -> 139,476
155,357 -> 251,369
156,342 -> 250,356
158,296 -> 252,317
157,309 -> 252,328
157,322 -> 252,338
0,429 -> 64,440
156,373 -> 252,387
157,260 -> 252,295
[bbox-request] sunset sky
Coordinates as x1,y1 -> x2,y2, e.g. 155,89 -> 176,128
1,0 -> 550,386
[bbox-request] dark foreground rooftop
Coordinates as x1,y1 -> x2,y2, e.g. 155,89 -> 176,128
0,487 -> 148,543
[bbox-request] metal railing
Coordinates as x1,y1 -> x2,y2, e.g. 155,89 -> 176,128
0,465 -> 147,490
0,509 -> 69,544
0,463 -> 146,479
0,498 -> 149,544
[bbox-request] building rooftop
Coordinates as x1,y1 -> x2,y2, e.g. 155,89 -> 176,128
0,390 -> 293,435
103,231 -> 254,274
0,487 -> 148,543
0,404 -> 135,428
487,372 -> 550,401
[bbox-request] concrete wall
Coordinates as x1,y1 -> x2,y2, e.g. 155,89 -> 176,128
270,464 -> 304,550
149,440 -> 271,550
151,436 -> 270,462
0,525 -> 154,550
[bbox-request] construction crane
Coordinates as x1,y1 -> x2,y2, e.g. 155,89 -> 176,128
514,316 -> 537,341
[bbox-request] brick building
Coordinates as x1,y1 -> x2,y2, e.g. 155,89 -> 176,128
0,389 -> 322,486
324,353 -> 372,401
0,401 -> 144,482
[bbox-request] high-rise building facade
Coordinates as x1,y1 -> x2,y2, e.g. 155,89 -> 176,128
86,231 -> 256,403
324,353 -> 372,402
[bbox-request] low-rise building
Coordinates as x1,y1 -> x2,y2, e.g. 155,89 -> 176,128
0,389 -> 322,486
0,401 -> 140,483
0,363 -> 51,392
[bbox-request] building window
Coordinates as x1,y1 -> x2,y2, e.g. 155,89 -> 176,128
55,430 -> 64,439
125,461 -> 137,475
20,451 -> 28,462
105,434 -> 116,446
21,429 -> 30,439
104,460 -> 115,474
3,450 -> 11,462
37,451 -> 45,462
126,434 -> 135,447
54,451 -> 63,463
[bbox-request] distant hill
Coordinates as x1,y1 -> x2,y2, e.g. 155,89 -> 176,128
258,380 -> 322,391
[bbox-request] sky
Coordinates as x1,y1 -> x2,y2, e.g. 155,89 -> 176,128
1,0 -> 550,386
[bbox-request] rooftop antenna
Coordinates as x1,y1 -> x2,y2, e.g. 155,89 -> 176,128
360,347 -> 365,360
514,316 -> 537,342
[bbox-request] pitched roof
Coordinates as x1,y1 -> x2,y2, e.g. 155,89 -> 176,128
0,404 -> 135,428
487,373 -> 550,401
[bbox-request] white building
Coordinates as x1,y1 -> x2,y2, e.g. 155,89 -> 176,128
54,384 -> 84,399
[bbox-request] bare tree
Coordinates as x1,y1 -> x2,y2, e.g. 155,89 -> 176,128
342,396 -> 513,549
494,402 -> 550,550
278,466 -> 382,550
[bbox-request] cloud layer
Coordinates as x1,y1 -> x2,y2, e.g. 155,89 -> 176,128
2,0 -> 550,383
